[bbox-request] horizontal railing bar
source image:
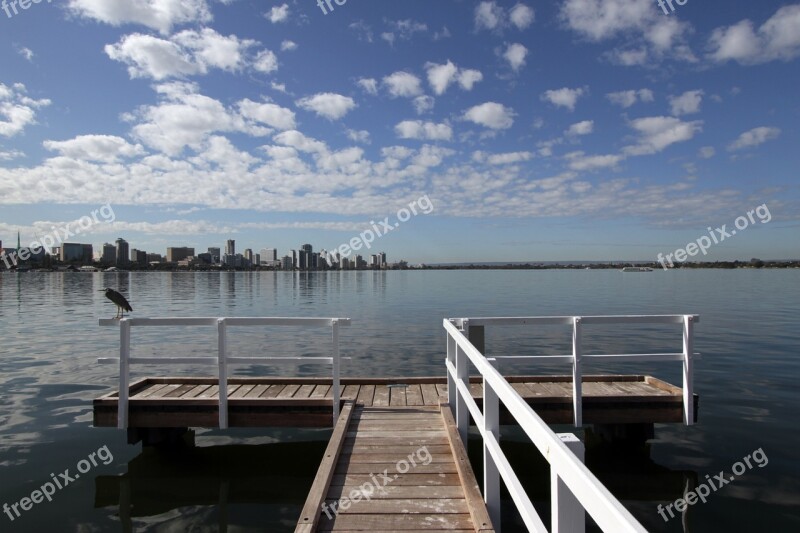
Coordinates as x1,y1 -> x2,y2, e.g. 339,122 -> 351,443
444,320 -> 647,532
491,353 -> 700,362
99,317 -> 352,327
128,357 -> 218,365
454,314 -> 699,326
227,357 -> 337,364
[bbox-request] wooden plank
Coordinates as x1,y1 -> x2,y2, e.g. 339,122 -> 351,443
323,498 -> 468,514
311,385 -> 331,399
261,384 -> 286,398
405,384 -> 424,406
330,473 -> 462,487
435,383 -> 448,398
334,463 -> 457,475
389,386 -> 407,406
341,385 -> 359,400
295,384 -> 317,399
278,384 -> 301,398
131,383 -> 171,399
229,384 -> 255,399
197,385 -> 219,398
327,484 -> 465,500
440,403 -> 495,532
318,513 -> 474,531
341,445 -> 452,456
295,402 -> 355,532
148,384 -> 183,398
372,385 -> 390,407
182,384 -> 212,399
245,384 -> 271,398
356,385 -> 375,406
420,384 -> 441,406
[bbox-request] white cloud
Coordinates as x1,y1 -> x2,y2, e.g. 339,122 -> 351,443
281,40 -> 297,51
566,120 -> 594,136
105,28 -> 266,80
238,99 -> 296,130
475,1 -> 505,31
503,43 -> 528,71
357,78 -> 378,95
458,69 -> 483,90
383,71 -> 423,98
266,4 -> 289,23
560,0 -> 691,64
669,90 -> 703,116
43,135 -> 145,162
296,93 -> 356,120
727,127 -> 781,151
510,4 -> 535,29
395,120 -> 453,141
541,87 -> 585,111
487,151 -> 533,165
606,89 -> 654,108
346,129 -> 371,144
413,95 -> 435,115
566,151 -> 623,171
425,61 -> 458,95
0,83 -> 51,138
66,0 -> 213,35
253,50 -> 278,73
699,146 -> 716,159
463,102 -> 515,130
623,116 -> 702,156
708,5 -> 800,64
385,19 -> 428,41
16,46 -> 34,61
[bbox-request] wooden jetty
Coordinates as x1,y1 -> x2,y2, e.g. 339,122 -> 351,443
95,314 -> 700,532
93,374 -> 695,430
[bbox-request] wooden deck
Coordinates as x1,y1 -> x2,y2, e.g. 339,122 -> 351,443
93,375 -> 697,428
296,402 -> 494,532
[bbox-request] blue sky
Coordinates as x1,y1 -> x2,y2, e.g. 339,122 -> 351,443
1,0 -> 798,263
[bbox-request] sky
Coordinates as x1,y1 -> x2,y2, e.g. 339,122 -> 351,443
0,0 -> 798,264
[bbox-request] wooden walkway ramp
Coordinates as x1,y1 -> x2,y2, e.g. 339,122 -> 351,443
296,402 -> 494,532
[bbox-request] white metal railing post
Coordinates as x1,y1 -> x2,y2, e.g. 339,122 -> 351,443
485,357 -> 501,532
456,320 -> 469,445
447,323 -> 457,411
683,315 -> 695,425
572,317 -> 583,427
331,319 -> 341,425
118,319 -> 131,429
552,434 -> 586,533
217,318 -> 229,429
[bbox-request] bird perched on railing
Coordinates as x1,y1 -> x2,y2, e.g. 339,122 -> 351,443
100,288 -> 132,319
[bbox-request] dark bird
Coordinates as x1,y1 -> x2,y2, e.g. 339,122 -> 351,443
100,288 -> 133,319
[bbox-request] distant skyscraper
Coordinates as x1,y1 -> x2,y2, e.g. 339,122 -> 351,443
225,239 -> 235,256
115,238 -> 129,267
379,252 -> 387,266
167,247 -> 194,262
244,249 -> 253,262
208,247 -> 221,264
102,243 -> 116,265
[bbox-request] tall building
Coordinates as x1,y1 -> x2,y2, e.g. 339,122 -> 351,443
298,249 -> 307,270
379,252 -> 387,267
261,248 -> 277,261
208,247 -> 221,264
131,249 -> 147,266
281,255 -> 293,270
244,249 -> 253,262
101,243 -> 116,265
292,249 -> 297,269
60,243 -> 92,264
167,247 -> 195,262
225,239 -> 235,256
115,238 -> 129,267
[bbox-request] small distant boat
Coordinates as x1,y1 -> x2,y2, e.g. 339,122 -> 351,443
621,266 -> 654,272
80,266 -> 99,272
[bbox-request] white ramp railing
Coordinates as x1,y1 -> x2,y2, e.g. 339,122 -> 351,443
452,314 -> 700,426
99,317 -> 351,429
444,318 -> 654,533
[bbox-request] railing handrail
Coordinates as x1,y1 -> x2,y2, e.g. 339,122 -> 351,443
453,314 -> 699,326
444,318 -> 649,533
99,316 -> 351,429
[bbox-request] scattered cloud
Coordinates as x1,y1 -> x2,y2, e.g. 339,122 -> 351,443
727,127 -> 781,151
475,2 -> 534,31
541,87 -> 585,111
357,78 -> 378,95
463,102 -> 515,129
566,120 -> 594,136
66,0 -> 213,35
503,43 -> 528,71
296,93 -> 356,120
0,82 -> 51,138
43,135 -> 145,162
669,90 -> 704,116
395,120 -> 453,141
413,95 -> 435,115
623,116 -> 703,156
281,40 -> 298,51
383,71 -> 423,98
708,5 -> 800,64
606,89 -> 654,108
266,4 -> 289,24
510,4 -> 535,30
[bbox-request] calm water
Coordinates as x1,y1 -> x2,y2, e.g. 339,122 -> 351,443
0,270 -> 798,532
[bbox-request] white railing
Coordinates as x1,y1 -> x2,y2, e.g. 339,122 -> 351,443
451,314 -> 699,427
98,317 -> 351,429
445,317 -> 670,533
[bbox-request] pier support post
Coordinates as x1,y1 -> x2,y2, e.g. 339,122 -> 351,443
552,434 -> 585,533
